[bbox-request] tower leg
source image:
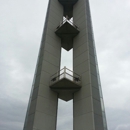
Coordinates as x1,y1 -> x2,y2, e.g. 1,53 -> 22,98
73,0 -> 105,130
23,0 -> 63,129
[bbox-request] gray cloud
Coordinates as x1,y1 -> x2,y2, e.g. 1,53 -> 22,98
106,107 -> 130,130
90,0 -> 130,129
0,0 -> 130,130
115,124 -> 130,130
57,100 -> 73,130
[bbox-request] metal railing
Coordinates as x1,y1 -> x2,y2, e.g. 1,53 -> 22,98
56,18 -> 79,31
50,67 -> 81,86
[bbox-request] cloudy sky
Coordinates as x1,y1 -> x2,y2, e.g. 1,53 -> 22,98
0,0 -> 130,130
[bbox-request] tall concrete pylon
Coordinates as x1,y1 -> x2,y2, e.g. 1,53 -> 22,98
23,0 -> 108,130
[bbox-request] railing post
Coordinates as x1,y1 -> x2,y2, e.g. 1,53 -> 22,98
64,66 -> 66,78
57,71 -> 59,81
60,21 -> 62,27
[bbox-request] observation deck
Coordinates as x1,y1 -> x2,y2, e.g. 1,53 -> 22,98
50,67 -> 81,101
55,19 -> 79,51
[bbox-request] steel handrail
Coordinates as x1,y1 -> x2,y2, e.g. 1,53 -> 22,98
56,19 -> 79,30
51,73 -> 81,83
51,72 -> 80,80
50,67 -> 81,85
50,67 -> 80,78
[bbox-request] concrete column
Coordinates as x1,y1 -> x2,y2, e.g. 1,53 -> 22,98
23,0 -> 63,130
73,0 -> 106,130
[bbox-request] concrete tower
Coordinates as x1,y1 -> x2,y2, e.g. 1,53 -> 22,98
23,0 -> 108,130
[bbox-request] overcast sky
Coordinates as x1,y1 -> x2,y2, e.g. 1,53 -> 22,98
0,0 -> 130,130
